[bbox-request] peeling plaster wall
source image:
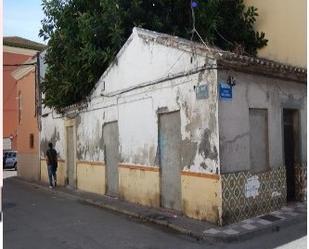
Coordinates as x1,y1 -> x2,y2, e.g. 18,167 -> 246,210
40,107 -> 65,160
40,32 -> 220,172
78,32 -> 220,173
39,30 -> 221,222
218,71 -> 307,173
100,70 -> 219,172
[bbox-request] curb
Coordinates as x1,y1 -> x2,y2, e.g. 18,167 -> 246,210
204,214 -> 307,243
11,177 -> 307,243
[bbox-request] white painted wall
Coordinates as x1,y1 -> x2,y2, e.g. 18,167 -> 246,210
41,29 -> 220,174
92,28 -> 212,97
40,107 -> 65,159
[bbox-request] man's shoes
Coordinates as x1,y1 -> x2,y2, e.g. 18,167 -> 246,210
49,185 -> 53,189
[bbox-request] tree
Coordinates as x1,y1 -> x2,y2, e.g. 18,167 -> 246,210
40,0 -> 268,110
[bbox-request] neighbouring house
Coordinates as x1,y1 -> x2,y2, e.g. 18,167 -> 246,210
245,0 -> 306,67
12,57 -> 40,181
40,28 -> 306,225
3,37 -> 45,150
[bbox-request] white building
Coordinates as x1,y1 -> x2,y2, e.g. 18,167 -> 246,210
40,28 -> 306,225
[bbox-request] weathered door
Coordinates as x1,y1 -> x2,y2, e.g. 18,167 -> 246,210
159,111 -> 182,211
103,122 -> 119,197
66,126 -> 75,188
283,109 -> 299,201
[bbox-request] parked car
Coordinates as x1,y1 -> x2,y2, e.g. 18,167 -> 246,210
3,151 -> 17,170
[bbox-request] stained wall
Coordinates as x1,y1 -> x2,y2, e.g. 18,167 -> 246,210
218,70 -> 306,223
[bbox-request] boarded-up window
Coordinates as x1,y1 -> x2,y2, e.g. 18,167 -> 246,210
249,109 -> 269,173
30,134 -> 34,148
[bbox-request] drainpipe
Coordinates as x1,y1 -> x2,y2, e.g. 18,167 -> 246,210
36,52 -> 41,182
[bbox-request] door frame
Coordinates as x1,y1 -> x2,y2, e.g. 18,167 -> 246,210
282,107 -> 301,202
64,118 -> 77,188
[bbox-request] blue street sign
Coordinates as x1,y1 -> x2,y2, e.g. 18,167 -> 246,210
219,82 -> 232,99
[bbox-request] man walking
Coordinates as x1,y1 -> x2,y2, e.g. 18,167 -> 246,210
46,142 -> 58,188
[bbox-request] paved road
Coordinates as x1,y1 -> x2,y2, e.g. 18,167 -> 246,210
3,177 -> 307,249
275,236 -> 307,249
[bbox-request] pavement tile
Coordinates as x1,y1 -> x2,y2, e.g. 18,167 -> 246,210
203,228 -> 221,235
285,212 -> 299,217
242,218 -> 255,224
241,224 -> 257,230
271,211 -> 283,216
222,229 -> 239,235
273,215 -> 286,220
281,207 -> 293,212
256,219 -> 273,225
296,203 -> 305,207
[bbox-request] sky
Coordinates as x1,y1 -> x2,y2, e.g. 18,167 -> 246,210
4,0 -> 47,44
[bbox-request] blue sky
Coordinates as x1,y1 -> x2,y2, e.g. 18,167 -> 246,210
4,0 -> 47,44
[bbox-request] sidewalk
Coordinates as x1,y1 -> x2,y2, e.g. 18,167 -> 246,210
13,177 -> 307,242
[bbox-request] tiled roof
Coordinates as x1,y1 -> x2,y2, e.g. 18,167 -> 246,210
135,28 -> 306,83
218,53 -> 307,83
3,36 -> 46,51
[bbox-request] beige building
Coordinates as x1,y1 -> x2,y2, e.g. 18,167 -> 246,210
12,57 -> 41,181
245,0 -> 306,67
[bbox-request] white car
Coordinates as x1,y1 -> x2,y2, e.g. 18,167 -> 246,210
3,151 -> 17,170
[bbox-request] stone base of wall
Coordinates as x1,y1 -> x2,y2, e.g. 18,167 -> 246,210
118,163 -> 160,208
181,172 -> 222,225
18,153 -> 40,181
222,167 -> 286,225
76,161 -> 105,195
295,165 -> 307,201
40,159 -> 66,186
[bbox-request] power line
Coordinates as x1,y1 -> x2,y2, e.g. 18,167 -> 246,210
190,0 -> 209,50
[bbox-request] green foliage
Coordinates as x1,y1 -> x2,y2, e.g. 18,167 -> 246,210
40,0 -> 268,110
